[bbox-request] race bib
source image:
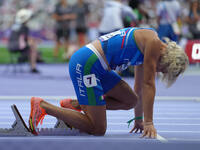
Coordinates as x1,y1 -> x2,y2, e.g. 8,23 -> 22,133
99,30 -> 125,41
83,74 -> 97,88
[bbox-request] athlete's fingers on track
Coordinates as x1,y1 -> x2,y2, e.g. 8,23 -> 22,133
146,131 -> 151,138
140,129 -> 143,133
141,130 -> 147,138
153,131 -> 157,138
129,127 -> 136,133
135,128 -> 139,133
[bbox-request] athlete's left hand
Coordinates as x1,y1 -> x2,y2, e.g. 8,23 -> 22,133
129,120 -> 144,133
142,122 -> 157,138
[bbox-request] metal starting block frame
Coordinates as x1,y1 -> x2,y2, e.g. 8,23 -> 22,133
0,104 -> 87,136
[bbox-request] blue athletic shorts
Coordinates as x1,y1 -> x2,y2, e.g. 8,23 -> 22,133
69,46 -> 121,106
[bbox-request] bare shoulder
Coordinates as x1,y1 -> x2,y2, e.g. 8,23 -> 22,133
135,29 -> 158,39
144,34 -> 162,60
142,30 -> 163,74
141,31 -> 162,84
134,29 -> 160,54
144,30 -> 161,47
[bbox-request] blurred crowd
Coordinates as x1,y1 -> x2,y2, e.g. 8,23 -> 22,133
0,0 -> 199,72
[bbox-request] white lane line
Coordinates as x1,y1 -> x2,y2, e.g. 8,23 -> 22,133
108,123 -> 200,126
155,109 -> 200,111
108,130 -> 200,134
105,130 -> 200,134
108,117 -> 200,120
1,116 -> 200,120
2,111 -> 200,116
155,96 -> 200,101
1,121 -> 200,127
0,96 -> 74,100
168,138 -> 200,142
154,123 -> 200,126
157,134 -> 168,143
0,122 -> 54,125
108,112 -> 200,115
158,130 -> 200,133
0,96 -> 200,101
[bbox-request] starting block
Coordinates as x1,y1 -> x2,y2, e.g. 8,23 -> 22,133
0,104 -> 88,136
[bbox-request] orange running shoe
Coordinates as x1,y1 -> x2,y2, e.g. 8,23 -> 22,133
60,98 -> 81,112
29,97 -> 47,135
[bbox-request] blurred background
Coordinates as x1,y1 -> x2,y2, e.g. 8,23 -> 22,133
0,0 -> 199,74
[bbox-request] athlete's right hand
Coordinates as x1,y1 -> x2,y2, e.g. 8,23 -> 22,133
142,122 -> 157,138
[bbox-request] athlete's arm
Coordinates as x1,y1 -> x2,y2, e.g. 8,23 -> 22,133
134,65 -> 143,119
129,65 -> 144,133
142,37 -> 161,138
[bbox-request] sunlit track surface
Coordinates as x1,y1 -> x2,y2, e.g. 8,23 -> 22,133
0,99 -> 200,150
0,64 -> 200,150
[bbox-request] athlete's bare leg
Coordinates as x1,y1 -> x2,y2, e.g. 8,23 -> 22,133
39,80 -> 136,135
104,80 -> 138,110
69,80 -> 138,110
40,101 -> 106,135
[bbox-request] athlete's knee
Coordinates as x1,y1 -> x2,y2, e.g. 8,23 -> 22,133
123,103 -> 134,110
93,127 -> 106,136
124,94 -> 138,110
91,123 -> 106,136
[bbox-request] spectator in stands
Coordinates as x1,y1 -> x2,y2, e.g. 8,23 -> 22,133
126,0 -> 149,27
86,0 -> 104,41
98,0 -> 137,36
98,0 -> 137,77
52,0 -> 76,60
8,8 -> 40,73
74,0 -> 90,48
156,0 -> 181,42
187,0 -> 200,39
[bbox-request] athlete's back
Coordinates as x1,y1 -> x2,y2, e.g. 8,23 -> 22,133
99,27 -> 155,71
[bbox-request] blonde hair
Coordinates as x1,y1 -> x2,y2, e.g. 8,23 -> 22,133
159,38 -> 189,87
